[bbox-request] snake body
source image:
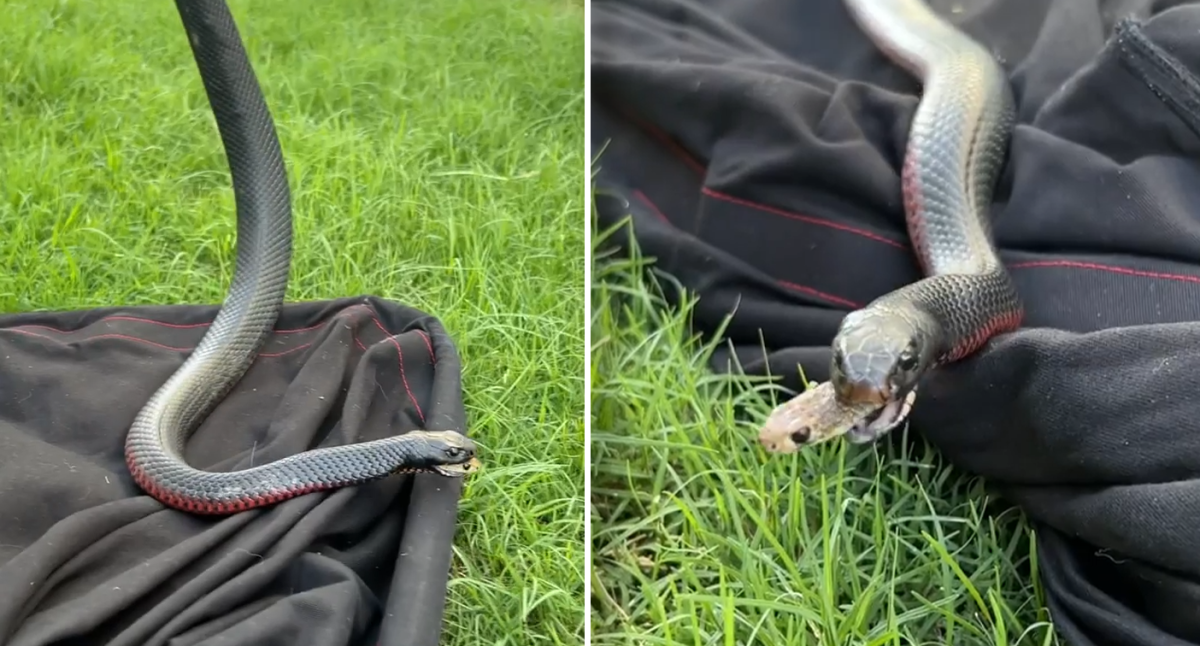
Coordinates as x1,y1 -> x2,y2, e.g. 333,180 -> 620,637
123,0 -> 477,515
760,0 -> 1022,450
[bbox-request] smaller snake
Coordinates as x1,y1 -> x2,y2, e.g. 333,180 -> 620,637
758,381 -> 917,452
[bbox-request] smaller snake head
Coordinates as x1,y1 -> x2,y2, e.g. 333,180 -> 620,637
406,430 -> 481,477
830,308 -> 936,409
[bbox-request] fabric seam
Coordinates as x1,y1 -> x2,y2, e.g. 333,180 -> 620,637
1114,17 -> 1200,140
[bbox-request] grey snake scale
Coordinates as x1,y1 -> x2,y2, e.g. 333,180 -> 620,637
123,0 -> 477,515
788,0 -> 1024,444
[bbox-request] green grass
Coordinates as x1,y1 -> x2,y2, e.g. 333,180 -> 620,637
0,0 -> 583,644
590,217 -> 1060,646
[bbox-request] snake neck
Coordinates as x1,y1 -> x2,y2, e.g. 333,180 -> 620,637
874,269 -> 1022,366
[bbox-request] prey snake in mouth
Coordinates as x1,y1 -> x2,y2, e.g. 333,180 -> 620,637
759,0 -> 1023,453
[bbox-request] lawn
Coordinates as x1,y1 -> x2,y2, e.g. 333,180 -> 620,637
0,0 -> 584,644
589,219 -> 1061,646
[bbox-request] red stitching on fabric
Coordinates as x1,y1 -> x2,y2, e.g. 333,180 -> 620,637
777,280 -> 861,308
368,316 -> 426,423
258,343 -> 314,358
772,260 -> 1200,313
12,305 -> 370,336
7,305 -> 435,368
6,304 -> 438,424
621,113 -> 1200,284
270,321 -> 329,335
415,330 -> 435,363
3,304 -> 378,359
4,328 -> 191,351
5,327 -> 318,359
1009,260 -> 1200,284
97,316 -> 209,329
703,188 -> 908,249
631,186 -> 863,307
633,189 -> 671,223
615,107 -> 707,174
616,108 -> 910,251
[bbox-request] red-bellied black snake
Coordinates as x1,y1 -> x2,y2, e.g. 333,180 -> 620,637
123,0 -> 479,515
760,0 -> 1024,450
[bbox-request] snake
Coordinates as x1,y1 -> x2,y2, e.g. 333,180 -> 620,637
122,0 -> 479,515
759,0 -> 1023,453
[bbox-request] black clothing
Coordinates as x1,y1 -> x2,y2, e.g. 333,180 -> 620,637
0,296 -> 465,646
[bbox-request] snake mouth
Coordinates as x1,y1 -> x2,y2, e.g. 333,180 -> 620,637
835,379 -> 893,408
846,388 -> 918,444
433,457 -> 482,477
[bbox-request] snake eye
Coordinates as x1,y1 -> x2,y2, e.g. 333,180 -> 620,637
445,447 -> 463,459
897,349 -> 918,372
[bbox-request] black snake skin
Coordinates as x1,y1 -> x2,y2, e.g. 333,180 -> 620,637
830,0 -> 1024,438
123,0 -> 477,515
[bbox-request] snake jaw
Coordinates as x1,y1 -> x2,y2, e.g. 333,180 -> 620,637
433,457 -> 482,477
845,387 -> 918,444
403,430 -> 480,477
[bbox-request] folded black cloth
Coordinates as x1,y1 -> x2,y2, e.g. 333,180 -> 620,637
0,296 -> 465,646
592,1 -> 1200,644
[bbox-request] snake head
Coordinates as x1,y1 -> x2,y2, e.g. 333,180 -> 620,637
405,430 -> 481,477
830,307 -> 936,423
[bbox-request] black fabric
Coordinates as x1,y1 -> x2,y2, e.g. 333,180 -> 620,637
0,296 -> 466,646
592,1 -> 1200,645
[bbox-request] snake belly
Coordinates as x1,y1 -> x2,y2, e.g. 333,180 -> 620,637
122,0 -> 477,516
822,0 -> 1023,430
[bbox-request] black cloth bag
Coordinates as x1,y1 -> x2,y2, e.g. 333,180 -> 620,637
593,0 -> 1200,644
0,296 -> 466,646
